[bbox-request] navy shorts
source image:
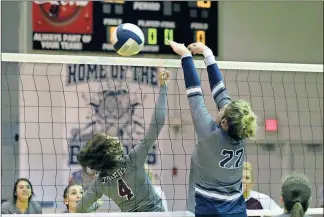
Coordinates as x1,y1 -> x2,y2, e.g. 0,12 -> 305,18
195,193 -> 247,217
195,214 -> 247,217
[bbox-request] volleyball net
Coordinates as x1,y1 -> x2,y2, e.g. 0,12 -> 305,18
1,53 -> 323,217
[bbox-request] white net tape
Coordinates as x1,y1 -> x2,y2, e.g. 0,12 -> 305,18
1,53 -> 323,217
2,208 -> 324,217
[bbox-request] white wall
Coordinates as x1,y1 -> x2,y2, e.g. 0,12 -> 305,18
218,1 -> 323,64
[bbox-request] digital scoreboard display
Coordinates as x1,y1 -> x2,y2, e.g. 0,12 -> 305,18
32,1 -> 218,56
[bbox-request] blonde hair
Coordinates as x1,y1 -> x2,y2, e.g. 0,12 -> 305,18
223,100 -> 257,141
243,162 -> 254,181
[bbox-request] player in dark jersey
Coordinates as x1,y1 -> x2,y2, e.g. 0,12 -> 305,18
75,70 -> 169,212
277,173 -> 312,217
168,40 -> 258,217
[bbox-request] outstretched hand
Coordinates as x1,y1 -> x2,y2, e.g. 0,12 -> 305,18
158,69 -> 170,86
187,42 -> 209,55
167,40 -> 191,56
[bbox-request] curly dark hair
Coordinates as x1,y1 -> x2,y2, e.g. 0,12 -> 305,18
13,178 -> 34,202
77,133 -> 125,173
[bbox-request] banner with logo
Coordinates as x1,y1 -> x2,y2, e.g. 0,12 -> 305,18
19,63 -> 159,202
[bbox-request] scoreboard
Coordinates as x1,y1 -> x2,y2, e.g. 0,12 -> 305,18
32,1 -> 218,56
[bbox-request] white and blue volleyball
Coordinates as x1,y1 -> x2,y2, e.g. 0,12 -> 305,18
112,23 -> 145,56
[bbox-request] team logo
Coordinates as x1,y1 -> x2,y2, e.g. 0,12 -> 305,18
67,64 -> 157,166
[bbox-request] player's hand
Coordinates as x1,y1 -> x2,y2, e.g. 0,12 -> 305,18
187,42 -> 209,55
158,69 -> 170,86
167,40 -> 191,56
96,198 -> 104,207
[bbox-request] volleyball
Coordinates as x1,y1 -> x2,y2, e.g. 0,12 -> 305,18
112,23 -> 145,57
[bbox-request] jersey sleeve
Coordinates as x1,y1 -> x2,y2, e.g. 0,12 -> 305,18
1,201 -> 12,214
76,179 -> 103,213
128,84 -> 167,166
34,201 -> 42,214
85,200 -> 102,213
181,55 -> 215,141
203,49 -> 231,110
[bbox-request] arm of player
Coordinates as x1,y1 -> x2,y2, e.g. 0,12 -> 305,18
85,198 -> 103,213
76,179 -> 103,213
128,73 -> 168,166
168,40 -> 215,141
181,55 -> 215,141
188,42 -> 231,110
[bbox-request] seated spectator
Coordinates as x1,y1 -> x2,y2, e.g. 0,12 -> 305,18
1,178 -> 42,214
276,172 -> 312,217
243,162 -> 281,211
63,184 -> 103,213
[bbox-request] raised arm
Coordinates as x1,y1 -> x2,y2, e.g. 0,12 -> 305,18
168,40 -> 215,141
128,71 -> 168,166
85,199 -> 103,213
76,179 -> 103,213
182,56 -> 216,140
188,42 -> 231,110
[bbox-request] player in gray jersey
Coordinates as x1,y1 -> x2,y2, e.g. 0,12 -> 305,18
275,173 -> 312,217
168,40 -> 257,217
75,70 -> 169,213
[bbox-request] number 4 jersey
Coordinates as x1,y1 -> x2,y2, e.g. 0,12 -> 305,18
76,85 -> 167,212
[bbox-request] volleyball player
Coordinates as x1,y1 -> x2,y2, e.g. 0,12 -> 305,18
75,70 -> 169,212
278,173 -> 312,217
168,40 -> 258,217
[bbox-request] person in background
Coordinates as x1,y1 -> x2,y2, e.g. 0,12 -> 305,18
1,178 -> 42,214
276,172 -> 312,217
144,164 -> 169,211
62,184 -> 103,213
243,162 -> 281,212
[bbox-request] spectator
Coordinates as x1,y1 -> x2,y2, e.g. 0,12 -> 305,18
243,162 -> 281,211
62,184 -> 103,213
276,172 -> 312,217
1,178 -> 42,214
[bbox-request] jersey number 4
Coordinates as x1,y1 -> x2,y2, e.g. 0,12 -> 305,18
219,148 -> 244,169
117,179 -> 134,200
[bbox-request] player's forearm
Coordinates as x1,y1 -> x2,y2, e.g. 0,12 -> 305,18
76,194 -> 101,213
130,84 -> 167,165
203,49 -> 231,110
181,56 -> 214,140
85,201 -> 102,213
145,84 -> 167,138
152,84 -> 167,127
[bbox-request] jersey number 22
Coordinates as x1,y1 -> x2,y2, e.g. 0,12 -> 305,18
117,179 -> 134,200
219,147 -> 244,169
